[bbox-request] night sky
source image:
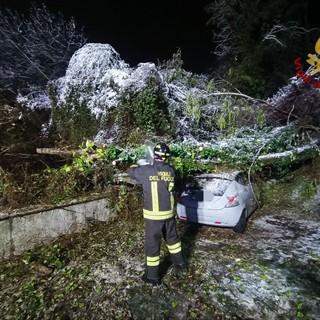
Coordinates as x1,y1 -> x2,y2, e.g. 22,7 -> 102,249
0,0 -> 214,73
1,1 -> 319,74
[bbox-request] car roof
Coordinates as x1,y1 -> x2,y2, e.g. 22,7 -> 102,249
195,170 -> 241,181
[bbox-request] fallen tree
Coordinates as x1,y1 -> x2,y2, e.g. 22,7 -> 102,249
257,139 -> 320,165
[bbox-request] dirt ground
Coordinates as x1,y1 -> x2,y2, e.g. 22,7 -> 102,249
0,161 -> 319,320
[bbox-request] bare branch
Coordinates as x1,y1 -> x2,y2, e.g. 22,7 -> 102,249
262,23 -> 320,47
0,2 -> 86,99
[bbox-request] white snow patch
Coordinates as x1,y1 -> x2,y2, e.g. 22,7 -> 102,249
53,43 -> 168,120
17,91 -> 51,110
198,215 -> 320,319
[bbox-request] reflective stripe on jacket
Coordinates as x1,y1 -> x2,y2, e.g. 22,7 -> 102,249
128,160 -> 175,220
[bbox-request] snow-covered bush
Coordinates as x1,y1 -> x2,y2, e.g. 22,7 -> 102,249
115,77 -> 174,145
50,43 -> 179,146
52,43 -> 130,117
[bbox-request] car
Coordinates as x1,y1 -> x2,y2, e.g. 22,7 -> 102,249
176,171 -> 259,233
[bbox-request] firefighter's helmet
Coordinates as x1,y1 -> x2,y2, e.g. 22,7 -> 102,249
153,143 -> 171,161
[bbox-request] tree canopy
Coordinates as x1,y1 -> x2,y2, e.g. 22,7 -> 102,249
206,0 -> 319,97
0,2 -> 86,102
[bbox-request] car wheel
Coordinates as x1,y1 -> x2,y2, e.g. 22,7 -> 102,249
233,210 -> 247,233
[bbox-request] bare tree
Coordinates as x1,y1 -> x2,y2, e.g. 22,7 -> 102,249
262,23 -> 318,48
205,0 -> 318,97
0,2 -> 86,101
205,0 -> 259,58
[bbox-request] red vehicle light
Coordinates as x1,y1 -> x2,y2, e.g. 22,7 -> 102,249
180,216 -> 188,220
225,195 -> 240,207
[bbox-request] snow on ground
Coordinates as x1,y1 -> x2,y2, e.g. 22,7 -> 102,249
83,198 -> 320,320
1,171 -> 319,319
188,213 -> 320,319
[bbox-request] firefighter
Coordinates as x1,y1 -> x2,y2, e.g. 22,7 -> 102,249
128,143 -> 186,286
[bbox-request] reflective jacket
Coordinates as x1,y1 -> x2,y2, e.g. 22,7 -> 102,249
128,160 -> 175,220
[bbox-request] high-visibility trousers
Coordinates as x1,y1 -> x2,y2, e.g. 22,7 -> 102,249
145,217 -> 185,280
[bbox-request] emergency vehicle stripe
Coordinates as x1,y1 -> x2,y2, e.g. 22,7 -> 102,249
146,255 -> 160,266
167,242 -> 182,254
151,181 -> 159,212
143,209 -> 174,220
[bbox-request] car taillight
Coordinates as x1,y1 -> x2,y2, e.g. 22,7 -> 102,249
225,195 -> 240,207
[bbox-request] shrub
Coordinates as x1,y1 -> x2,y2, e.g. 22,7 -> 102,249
51,88 -> 99,147
116,78 -> 174,144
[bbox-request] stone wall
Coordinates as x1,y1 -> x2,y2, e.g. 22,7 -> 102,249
0,196 -> 112,259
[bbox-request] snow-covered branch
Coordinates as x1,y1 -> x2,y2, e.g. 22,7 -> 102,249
257,140 -> 320,161
0,3 -> 86,99
262,23 -> 319,47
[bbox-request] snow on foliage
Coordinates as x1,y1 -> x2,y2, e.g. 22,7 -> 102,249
51,43 -> 175,121
49,43 -> 220,143
16,42 -> 320,156
53,43 -> 130,117
17,90 -> 51,110
267,83 -> 295,106
65,43 -> 128,81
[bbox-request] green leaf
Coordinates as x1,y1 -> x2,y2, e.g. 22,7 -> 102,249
259,274 -> 268,280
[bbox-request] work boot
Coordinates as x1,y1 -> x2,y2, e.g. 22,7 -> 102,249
141,273 -> 161,286
174,263 -> 188,277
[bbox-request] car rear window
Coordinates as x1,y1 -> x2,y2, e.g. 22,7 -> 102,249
194,177 -> 231,196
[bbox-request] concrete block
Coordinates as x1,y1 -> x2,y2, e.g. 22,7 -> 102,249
0,219 -> 11,258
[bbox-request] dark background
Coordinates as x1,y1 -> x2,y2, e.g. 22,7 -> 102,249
0,0 -> 214,73
0,0 -> 319,74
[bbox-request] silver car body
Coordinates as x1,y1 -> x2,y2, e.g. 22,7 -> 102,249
176,171 -> 257,228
